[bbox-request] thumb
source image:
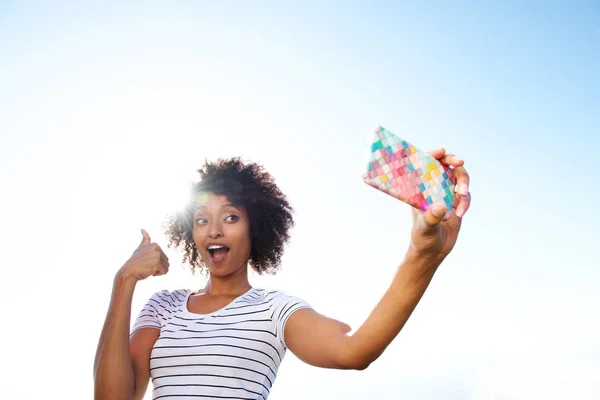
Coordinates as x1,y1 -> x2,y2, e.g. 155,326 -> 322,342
420,203 -> 447,232
140,229 -> 151,246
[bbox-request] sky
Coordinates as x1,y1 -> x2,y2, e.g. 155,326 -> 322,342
0,1 -> 599,399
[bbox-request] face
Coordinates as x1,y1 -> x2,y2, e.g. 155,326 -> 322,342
192,192 -> 252,277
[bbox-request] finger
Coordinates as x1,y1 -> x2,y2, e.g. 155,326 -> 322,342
456,191 -> 471,218
154,266 -> 168,276
452,189 -> 460,208
452,165 -> 470,196
443,209 -> 452,221
439,153 -> 464,168
420,202 -> 447,233
154,245 -> 169,265
160,251 -> 170,270
140,229 -> 151,247
428,148 -> 446,159
160,261 -> 170,275
152,261 -> 169,276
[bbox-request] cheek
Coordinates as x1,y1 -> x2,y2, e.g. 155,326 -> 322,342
234,224 -> 252,253
192,226 -> 205,245
244,229 -> 252,255
241,234 -> 251,252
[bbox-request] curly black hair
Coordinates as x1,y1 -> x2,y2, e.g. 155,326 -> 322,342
163,157 -> 294,275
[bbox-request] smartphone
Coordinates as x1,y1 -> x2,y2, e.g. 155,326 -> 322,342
363,125 -> 456,212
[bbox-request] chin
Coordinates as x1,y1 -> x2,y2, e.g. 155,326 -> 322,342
208,268 -> 233,277
207,261 -> 246,277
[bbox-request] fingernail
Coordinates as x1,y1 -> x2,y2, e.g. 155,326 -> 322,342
453,156 -> 462,163
455,184 -> 468,195
432,204 -> 446,218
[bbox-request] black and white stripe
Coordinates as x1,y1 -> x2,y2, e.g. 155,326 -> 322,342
132,288 -> 311,399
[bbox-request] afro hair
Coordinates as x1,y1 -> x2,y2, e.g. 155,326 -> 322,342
163,157 -> 294,275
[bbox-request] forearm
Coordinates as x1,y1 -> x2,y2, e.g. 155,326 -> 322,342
93,274 -> 137,400
347,250 -> 443,368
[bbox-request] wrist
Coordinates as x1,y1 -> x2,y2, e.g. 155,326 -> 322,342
404,245 -> 445,271
114,268 -> 138,287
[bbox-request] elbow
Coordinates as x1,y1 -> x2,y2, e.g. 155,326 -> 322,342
338,350 -> 373,371
340,357 -> 372,371
351,353 -> 374,370
338,337 -> 377,371
351,360 -> 371,371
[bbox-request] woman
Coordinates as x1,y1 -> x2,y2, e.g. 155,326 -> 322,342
94,149 -> 471,400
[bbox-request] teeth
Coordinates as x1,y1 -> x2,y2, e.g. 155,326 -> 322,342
208,245 -> 224,250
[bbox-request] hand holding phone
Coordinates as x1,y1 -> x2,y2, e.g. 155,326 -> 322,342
363,125 -> 457,212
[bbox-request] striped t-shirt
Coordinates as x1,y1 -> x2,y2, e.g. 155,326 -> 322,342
132,287 -> 311,400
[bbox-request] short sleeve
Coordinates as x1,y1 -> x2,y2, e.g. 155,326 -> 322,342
271,292 -> 312,347
131,290 -> 172,334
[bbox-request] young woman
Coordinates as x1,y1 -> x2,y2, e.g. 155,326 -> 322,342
94,149 -> 471,400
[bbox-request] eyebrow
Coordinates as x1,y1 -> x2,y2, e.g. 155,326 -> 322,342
194,203 -> 240,212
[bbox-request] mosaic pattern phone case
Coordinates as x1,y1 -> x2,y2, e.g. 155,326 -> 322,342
363,125 -> 457,212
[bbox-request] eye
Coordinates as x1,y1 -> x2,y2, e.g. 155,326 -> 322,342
225,215 -> 239,223
195,217 -> 208,225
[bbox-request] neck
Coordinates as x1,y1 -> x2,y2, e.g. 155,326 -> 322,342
203,265 -> 251,296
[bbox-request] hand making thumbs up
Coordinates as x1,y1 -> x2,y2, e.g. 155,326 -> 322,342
118,229 -> 170,282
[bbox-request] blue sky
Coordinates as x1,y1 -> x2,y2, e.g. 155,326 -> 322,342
1,1 -> 598,399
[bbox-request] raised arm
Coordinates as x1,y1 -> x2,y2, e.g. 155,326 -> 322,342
285,149 -> 471,370
93,230 -> 170,400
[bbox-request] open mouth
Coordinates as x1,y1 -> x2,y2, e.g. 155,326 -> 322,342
207,244 -> 230,261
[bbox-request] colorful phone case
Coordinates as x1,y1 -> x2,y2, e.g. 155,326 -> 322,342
363,125 -> 456,212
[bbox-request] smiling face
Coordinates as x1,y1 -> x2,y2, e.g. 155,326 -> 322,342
192,192 -> 252,277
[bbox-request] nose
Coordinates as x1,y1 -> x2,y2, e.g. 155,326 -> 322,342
208,221 -> 223,239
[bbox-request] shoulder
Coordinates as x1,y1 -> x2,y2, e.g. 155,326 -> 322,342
143,288 -> 191,310
252,288 -> 313,346
132,289 -> 191,333
253,287 -> 312,315
253,287 -> 304,303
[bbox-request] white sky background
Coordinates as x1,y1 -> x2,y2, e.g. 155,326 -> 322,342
1,2 -> 599,399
